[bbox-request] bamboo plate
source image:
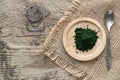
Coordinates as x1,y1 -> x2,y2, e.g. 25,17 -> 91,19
63,17 -> 106,61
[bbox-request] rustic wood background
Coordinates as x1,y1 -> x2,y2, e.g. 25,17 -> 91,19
0,0 -> 79,80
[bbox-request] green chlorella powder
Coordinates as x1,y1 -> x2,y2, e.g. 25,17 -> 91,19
74,27 -> 98,52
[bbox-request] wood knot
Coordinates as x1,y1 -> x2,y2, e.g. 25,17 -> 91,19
27,5 -> 43,23
25,4 -> 50,32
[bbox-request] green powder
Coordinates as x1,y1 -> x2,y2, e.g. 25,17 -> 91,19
74,27 -> 98,52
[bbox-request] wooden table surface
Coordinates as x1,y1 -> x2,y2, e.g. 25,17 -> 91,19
0,0 -> 79,80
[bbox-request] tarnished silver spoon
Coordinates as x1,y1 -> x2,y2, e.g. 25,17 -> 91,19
104,10 -> 115,70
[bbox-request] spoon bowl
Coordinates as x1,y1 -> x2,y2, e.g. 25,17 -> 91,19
104,10 -> 115,31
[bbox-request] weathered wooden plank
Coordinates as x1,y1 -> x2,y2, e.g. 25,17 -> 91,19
0,0 -> 78,80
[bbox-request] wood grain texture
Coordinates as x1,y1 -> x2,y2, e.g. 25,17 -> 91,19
0,0 -> 77,80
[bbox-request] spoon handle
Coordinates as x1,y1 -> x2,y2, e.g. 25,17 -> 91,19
106,31 -> 112,71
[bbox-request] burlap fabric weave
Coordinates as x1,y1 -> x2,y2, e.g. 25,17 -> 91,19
43,0 -> 120,80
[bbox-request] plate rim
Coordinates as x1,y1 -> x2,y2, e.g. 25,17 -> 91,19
63,17 -> 107,61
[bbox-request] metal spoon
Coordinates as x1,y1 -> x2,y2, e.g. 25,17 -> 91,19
104,10 -> 115,70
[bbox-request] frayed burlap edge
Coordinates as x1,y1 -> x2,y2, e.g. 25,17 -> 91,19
43,0 -> 91,79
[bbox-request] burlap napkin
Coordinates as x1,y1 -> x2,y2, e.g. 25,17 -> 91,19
43,0 -> 120,80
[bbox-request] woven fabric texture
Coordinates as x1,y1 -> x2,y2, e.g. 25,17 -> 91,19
43,0 -> 120,80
